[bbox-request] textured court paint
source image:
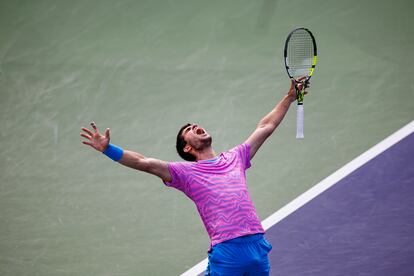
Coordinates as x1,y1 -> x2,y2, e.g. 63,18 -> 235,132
266,133 -> 414,275
0,0 -> 414,275
261,121 -> 414,231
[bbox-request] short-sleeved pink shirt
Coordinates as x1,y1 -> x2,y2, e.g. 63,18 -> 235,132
164,143 -> 265,247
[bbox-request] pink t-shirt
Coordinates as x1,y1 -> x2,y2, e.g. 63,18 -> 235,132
164,143 -> 265,247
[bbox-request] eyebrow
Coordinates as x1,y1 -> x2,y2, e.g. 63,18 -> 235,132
184,126 -> 192,133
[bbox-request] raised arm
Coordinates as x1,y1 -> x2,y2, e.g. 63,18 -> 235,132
80,122 -> 172,182
245,79 -> 307,160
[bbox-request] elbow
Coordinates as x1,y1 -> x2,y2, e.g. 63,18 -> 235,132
257,123 -> 276,136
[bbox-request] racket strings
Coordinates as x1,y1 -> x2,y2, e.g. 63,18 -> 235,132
286,31 -> 314,78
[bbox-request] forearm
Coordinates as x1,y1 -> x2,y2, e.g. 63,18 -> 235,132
245,81 -> 302,159
102,143 -> 149,171
119,149 -> 171,181
258,95 -> 292,131
118,150 -> 150,172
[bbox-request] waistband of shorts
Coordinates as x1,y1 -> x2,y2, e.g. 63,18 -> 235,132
221,233 -> 264,244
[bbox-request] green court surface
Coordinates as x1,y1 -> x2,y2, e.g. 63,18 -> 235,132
0,0 -> 413,275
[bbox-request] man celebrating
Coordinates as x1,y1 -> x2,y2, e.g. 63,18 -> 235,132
81,79 -> 307,275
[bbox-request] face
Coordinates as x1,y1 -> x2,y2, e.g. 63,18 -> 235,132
182,124 -> 212,152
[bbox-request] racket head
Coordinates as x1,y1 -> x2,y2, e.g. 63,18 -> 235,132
284,27 -> 317,84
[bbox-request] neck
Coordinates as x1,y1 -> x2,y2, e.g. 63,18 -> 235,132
194,147 -> 217,161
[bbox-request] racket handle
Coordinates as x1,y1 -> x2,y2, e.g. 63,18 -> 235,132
296,104 -> 304,139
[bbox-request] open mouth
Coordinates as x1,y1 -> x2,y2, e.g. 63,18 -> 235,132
195,128 -> 205,135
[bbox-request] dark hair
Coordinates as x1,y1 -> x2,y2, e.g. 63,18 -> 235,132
176,123 -> 196,161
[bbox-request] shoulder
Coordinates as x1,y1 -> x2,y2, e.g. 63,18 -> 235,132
226,143 -> 251,169
228,143 -> 250,155
163,161 -> 195,189
167,161 -> 195,171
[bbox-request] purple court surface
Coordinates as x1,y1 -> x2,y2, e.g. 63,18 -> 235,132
266,132 -> 414,275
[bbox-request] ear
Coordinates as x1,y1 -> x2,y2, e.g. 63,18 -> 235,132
183,144 -> 192,153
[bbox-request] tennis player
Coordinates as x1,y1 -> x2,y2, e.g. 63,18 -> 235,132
81,79 -> 307,275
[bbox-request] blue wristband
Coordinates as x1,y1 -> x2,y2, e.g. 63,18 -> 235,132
103,144 -> 124,161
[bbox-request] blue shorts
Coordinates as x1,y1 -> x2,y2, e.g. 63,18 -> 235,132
205,234 -> 272,276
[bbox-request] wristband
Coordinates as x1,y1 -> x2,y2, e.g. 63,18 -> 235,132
103,144 -> 124,161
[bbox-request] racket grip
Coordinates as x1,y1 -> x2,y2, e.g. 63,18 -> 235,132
296,104 -> 304,139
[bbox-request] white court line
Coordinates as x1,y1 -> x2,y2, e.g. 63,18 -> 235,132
181,120 -> 414,276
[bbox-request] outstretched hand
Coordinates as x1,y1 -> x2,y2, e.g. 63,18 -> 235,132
80,122 -> 110,152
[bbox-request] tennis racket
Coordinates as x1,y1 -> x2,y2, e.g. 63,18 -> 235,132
284,27 -> 317,139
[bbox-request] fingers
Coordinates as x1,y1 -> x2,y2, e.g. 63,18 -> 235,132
300,82 -> 311,89
293,76 -> 309,85
90,122 -> 99,134
295,76 -> 307,82
295,82 -> 305,92
81,127 -> 93,136
293,77 -> 311,90
80,133 -> 91,140
291,76 -> 308,90
81,122 -> 99,146
80,123 -> 109,148
80,127 -> 93,145
82,141 -> 93,146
